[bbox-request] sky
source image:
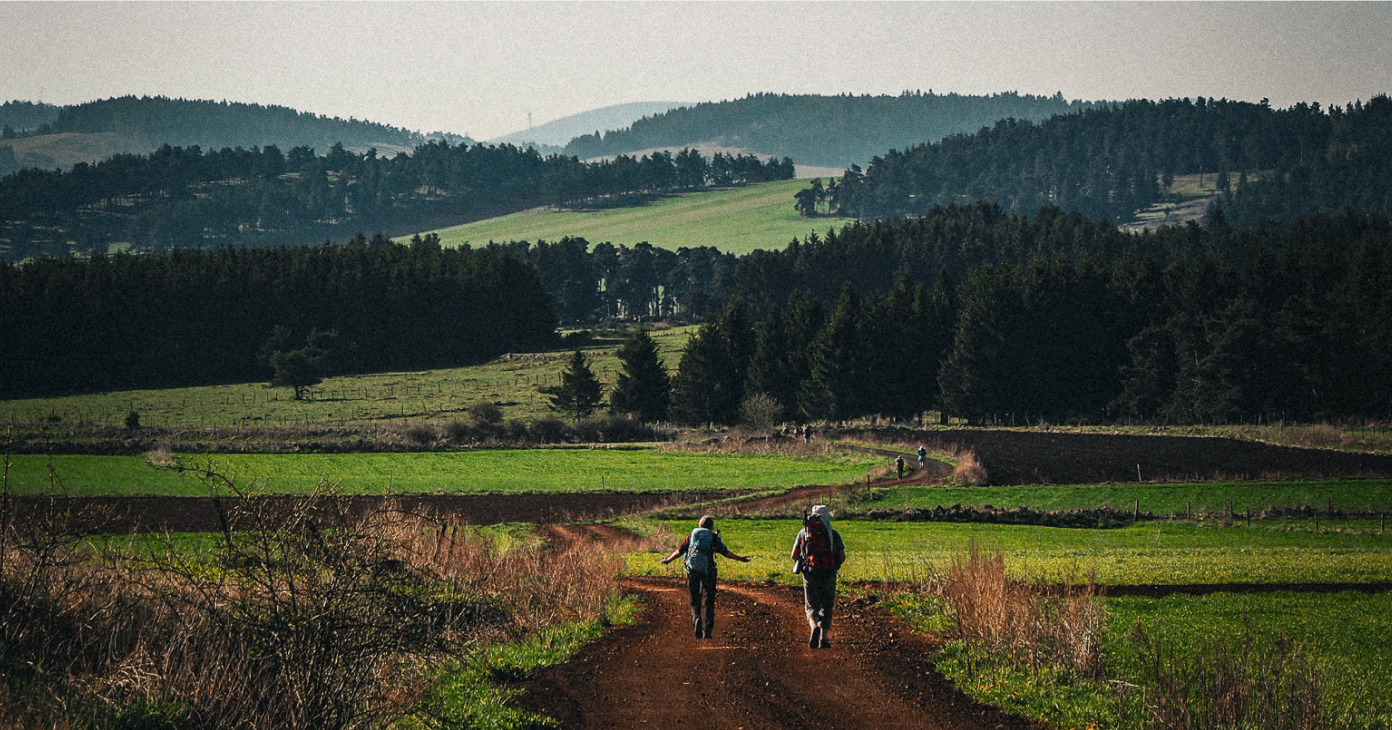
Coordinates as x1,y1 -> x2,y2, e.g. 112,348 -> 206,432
2,2 -> 1390,141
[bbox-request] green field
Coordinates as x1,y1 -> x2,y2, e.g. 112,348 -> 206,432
9,448 -> 883,497
422,179 -> 854,255
855,480 -> 1392,515
630,519 -> 1392,586
1105,591 -> 1392,729
0,327 -> 695,429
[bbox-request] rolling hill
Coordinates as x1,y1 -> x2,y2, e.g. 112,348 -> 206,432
0,96 -> 468,174
487,101 -> 690,148
421,178 -> 854,255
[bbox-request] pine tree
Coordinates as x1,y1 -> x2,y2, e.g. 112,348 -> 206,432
543,350 -> 604,422
801,284 -> 865,420
609,330 -> 671,422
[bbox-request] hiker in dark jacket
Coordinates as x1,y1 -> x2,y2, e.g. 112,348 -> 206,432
660,515 -> 750,639
790,504 -> 846,648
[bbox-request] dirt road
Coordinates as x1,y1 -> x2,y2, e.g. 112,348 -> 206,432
514,576 -> 1041,730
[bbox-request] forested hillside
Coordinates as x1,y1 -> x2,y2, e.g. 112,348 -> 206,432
0,238 -> 557,397
671,208 -> 1392,425
563,91 -> 1099,168
0,101 -> 60,136
0,141 -> 791,261
15,96 -> 442,153
820,95 -> 1392,226
6,204 -> 1390,422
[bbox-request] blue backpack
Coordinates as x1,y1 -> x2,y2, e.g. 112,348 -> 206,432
684,527 -> 717,574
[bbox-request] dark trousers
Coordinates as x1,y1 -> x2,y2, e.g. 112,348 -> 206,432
802,569 -> 837,631
686,569 -> 717,634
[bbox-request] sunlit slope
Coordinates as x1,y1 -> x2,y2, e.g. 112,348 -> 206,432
426,179 -> 855,255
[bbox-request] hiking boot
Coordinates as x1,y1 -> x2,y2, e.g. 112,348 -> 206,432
694,621 -> 703,638
703,629 -> 713,639
819,633 -> 831,649
809,625 -> 822,648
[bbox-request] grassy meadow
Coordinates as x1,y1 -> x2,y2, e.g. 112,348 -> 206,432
0,327 -> 695,430
631,519 -> 1392,586
420,179 -> 854,255
8,447 -> 883,497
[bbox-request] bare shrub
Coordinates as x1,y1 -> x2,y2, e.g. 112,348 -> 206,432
1122,621 -> 1325,730
739,392 -> 782,432
0,468 -> 624,729
529,416 -> 569,444
405,424 -> 435,447
468,401 -> 504,430
443,419 -> 471,443
941,544 -> 1101,678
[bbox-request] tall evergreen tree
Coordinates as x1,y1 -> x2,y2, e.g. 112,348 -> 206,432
669,297 -> 756,426
609,329 -> 671,422
542,350 -> 604,422
801,284 -> 865,420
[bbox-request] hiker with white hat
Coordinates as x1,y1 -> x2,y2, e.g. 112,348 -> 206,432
790,504 -> 846,648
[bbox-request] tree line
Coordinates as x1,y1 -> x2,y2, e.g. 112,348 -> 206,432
7,202 -> 1391,422
815,95 -> 1392,225
0,235 -> 557,398
657,216 -> 1392,426
565,91 -> 1100,168
0,141 -> 793,261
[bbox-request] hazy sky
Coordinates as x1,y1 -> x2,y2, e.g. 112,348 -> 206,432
2,2 -> 1389,140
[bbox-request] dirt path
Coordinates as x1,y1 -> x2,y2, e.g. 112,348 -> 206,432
514,575 -> 1042,729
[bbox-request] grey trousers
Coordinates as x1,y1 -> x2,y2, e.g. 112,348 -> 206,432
802,569 -> 837,630
687,569 -> 717,632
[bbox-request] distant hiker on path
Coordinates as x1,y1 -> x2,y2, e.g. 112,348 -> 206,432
790,505 -> 846,649
917,445 -> 928,468
660,515 -> 751,639
896,455 -> 906,479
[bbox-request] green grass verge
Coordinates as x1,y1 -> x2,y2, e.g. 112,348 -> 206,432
9,448 -> 882,497
854,479 -> 1392,515
422,179 -> 854,256
628,519 -> 1392,586
409,593 -> 643,729
0,328 -> 696,429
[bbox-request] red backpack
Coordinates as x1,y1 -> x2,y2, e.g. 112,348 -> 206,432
801,515 -> 836,571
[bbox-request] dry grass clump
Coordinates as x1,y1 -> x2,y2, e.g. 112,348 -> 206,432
940,544 -> 1101,678
951,448 -> 988,486
0,476 -> 622,729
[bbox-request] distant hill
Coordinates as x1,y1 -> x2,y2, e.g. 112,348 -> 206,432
562,92 -> 1103,168
0,96 -> 470,174
488,101 -> 690,149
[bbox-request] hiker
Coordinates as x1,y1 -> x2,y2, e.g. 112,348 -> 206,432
790,504 -> 846,649
917,445 -> 927,468
802,424 -> 812,443
896,455 -> 905,479
660,515 -> 751,639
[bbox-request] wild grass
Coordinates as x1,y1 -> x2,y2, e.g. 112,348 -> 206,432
422,178 -> 854,256
0,469 -> 628,728
886,551 -> 1361,730
1108,592 -> 1392,730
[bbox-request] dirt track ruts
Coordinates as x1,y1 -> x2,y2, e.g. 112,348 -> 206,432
514,575 -> 1044,730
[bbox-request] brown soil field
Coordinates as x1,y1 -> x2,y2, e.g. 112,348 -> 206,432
9,491 -> 745,534
915,429 -> 1392,485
